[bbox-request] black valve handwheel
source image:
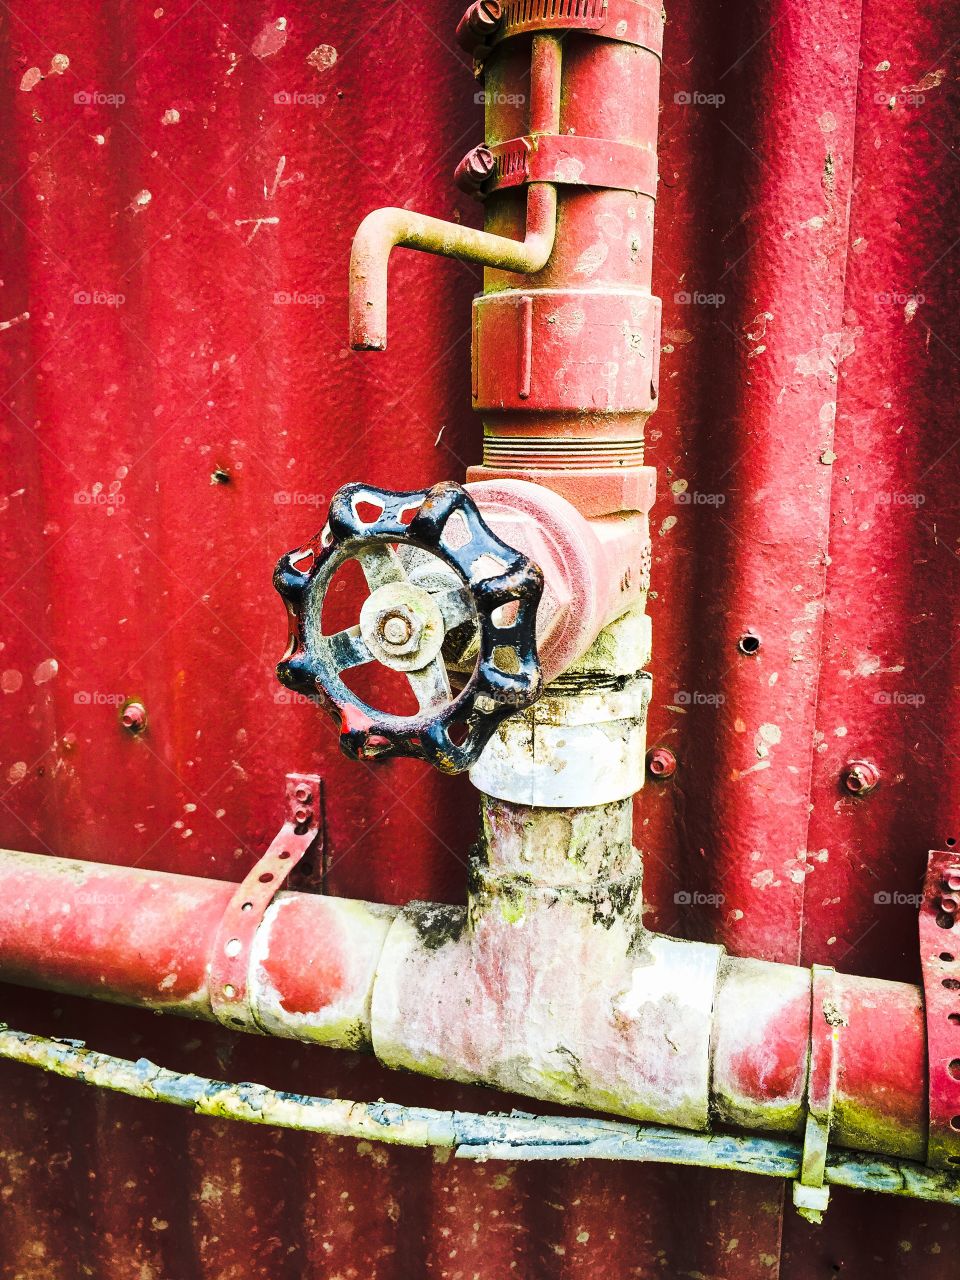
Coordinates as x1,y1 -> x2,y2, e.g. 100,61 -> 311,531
274,481 -> 543,774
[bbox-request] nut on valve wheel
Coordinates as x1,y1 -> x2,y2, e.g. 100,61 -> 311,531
274,481 -> 544,774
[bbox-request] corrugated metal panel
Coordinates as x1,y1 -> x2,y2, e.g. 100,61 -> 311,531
0,1 -> 958,1275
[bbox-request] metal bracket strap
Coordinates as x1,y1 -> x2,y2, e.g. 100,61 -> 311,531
919,849 -> 960,1170
792,964 -> 844,1224
208,773 -> 323,1033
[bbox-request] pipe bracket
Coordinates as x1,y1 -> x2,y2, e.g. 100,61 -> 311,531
208,773 -> 323,1033
793,964 -> 844,1224
920,849 -> 960,1170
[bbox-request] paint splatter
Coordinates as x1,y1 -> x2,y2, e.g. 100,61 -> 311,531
161,108 -> 180,125
33,658 -> 59,684
252,17 -> 288,58
904,68 -> 945,94
307,44 -> 338,72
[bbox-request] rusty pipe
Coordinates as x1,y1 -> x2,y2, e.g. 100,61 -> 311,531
0,845 -> 928,1166
0,846 -> 394,1048
349,182 -> 557,350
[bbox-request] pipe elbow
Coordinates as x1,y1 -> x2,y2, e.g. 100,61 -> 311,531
349,207 -> 409,351
348,186 -> 557,352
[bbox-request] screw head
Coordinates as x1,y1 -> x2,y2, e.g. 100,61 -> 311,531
842,759 -> 880,795
120,701 -> 147,733
454,144 -> 496,193
647,747 -> 677,779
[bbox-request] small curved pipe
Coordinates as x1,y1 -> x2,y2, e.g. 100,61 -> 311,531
349,183 -> 558,350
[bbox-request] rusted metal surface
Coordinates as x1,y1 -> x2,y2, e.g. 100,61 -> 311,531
1,1 -> 959,1278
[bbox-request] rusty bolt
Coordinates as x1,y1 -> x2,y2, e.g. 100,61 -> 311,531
294,806 -> 310,825
455,0 -> 503,53
647,747 -> 677,779
842,759 -> 880,795
294,783 -> 312,803
454,144 -> 495,194
120,701 -> 147,734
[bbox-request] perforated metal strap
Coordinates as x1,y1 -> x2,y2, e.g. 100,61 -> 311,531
919,849 -> 960,1170
208,774 -> 322,1033
793,964 -> 844,1223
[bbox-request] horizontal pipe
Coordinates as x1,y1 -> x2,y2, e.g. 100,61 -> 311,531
2,1024 -> 957,1208
348,183 -> 557,350
0,847 -> 394,1048
0,847 -> 929,1165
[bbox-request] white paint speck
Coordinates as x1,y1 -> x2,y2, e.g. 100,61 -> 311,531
33,658 -> 59,685
252,16 -> 288,58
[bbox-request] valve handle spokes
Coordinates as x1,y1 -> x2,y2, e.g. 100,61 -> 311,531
274,481 -> 544,774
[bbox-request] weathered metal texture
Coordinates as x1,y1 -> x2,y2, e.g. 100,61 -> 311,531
0,5 -> 958,1280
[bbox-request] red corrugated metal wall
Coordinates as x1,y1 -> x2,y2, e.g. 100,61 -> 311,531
1,1 -> 958,1275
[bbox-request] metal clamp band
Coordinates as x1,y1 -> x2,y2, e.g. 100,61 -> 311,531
793,964 -> 844,1223
208,773 -> 323,1033
481,134 -> 658,198
919,849 -> 960,1170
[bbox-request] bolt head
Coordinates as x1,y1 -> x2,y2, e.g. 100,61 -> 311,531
381,611 -> 413,647
120,701 -> 147,733
842,759 -> 880,794
647,747 -> 677,779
